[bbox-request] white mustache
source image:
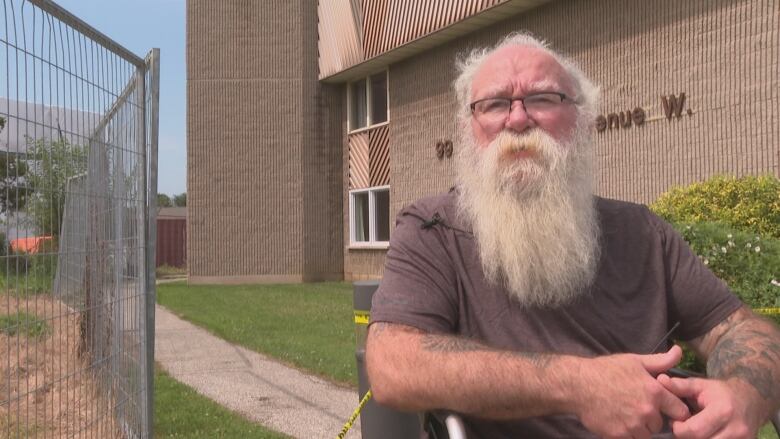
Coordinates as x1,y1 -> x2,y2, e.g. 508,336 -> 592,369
496,130 -> 547,156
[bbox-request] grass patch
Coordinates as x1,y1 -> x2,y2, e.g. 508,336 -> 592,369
156,281 -> 356,386
0,311 -> 49,337
0,274 -> 53,296
154,367 -> 289,438
0,253 -> 57,295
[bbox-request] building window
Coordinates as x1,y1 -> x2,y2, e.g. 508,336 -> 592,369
350,186 -> 390,245
348,71 -> 388,132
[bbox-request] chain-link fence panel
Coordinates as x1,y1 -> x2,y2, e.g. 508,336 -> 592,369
1,0 -> 158,437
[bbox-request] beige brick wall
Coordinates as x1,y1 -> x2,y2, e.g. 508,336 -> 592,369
188,0 -> 343,283
345,0 -> 779,277
343,249 -> 387,281
300,0 -> 346,282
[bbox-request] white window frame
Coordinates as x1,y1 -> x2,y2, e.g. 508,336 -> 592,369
349,185 -> 390,248
347,69 -> 390,134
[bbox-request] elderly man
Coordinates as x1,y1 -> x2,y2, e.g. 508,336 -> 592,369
365,33 -> 780,439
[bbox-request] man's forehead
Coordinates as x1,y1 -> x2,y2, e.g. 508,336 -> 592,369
471,45 -> 573,98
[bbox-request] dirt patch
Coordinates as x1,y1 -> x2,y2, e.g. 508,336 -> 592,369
1,294 -> 120,438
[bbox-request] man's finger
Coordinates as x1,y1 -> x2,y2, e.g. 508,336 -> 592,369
658,376 -> 702,399
658,386 -> 691,421
656,373 -> 674,392
639,345 -> 682,375
670,410 -> 726,439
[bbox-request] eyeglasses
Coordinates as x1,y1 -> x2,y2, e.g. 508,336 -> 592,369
469,92 -> 575,126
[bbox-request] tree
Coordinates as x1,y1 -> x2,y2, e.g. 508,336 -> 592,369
25,138 -> 87,238
0,153 -> 30,214
173,192 -> 186,207
157,193 -> 172,207
0,118 -> 32,215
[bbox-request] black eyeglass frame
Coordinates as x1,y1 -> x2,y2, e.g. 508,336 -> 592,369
468,92 -> 576,113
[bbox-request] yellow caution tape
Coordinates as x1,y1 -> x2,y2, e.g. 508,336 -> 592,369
336,389 -> 372,439
354,310 -> 370,325
755,307 -> 780,315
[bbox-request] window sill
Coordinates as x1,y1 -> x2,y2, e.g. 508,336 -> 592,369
348,121 -> 389,135
348,242 -> 390,250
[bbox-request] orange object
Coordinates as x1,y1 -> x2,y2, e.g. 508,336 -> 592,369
9,236 -> 53,254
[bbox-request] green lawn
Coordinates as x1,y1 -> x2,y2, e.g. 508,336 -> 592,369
156,281 -> 357,386
155,367 -> 289,438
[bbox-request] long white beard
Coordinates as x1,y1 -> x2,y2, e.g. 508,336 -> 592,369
455,127 -> 601,308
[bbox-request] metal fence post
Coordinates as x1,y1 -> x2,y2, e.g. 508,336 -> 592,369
144,47 -> 160,439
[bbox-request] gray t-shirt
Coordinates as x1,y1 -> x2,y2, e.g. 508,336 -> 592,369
370,189 -> 742,438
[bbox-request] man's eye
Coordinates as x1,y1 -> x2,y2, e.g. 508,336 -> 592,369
526,94 -> 561,105
480,99 -> 508,113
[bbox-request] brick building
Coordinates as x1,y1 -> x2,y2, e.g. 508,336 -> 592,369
187,0 -> 779,283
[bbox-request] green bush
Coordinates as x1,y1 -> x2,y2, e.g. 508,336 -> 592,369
650,175 -> 780,238
7,251 -> 32,275
672,221 -> 779,310
1,244 -> 57,294
670,221 -> 780,372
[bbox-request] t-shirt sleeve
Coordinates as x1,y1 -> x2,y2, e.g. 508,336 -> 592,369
648,212 -> 743,341
370,205 -> 460,333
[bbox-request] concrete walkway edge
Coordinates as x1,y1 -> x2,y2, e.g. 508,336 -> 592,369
154,304 -> 362,439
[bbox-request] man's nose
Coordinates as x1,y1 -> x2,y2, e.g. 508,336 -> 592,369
504,100 -> 536,133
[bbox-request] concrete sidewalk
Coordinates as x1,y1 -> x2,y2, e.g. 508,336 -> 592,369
155,304 -> 362,439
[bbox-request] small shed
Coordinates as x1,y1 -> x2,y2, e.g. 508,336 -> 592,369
157,207 -> 186,268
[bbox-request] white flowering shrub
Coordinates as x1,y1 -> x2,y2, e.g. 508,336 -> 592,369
672,222 -> 779,372
673,222 -> 779,316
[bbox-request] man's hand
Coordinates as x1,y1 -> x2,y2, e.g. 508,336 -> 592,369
571,346 -> 691,439
681,306 -> 780,437
657,375 -> 762,439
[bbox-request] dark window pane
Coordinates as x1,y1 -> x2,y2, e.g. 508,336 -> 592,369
370,72 -> 387,124
353,192 -> 369,242
350,80 -> 367,130
374,189 -> 390,242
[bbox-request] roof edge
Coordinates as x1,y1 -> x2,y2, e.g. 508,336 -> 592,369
319,0 -> 553,83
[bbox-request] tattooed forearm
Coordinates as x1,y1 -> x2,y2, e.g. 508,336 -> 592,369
706,315 -> 780,402
421,334 -> 554,368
